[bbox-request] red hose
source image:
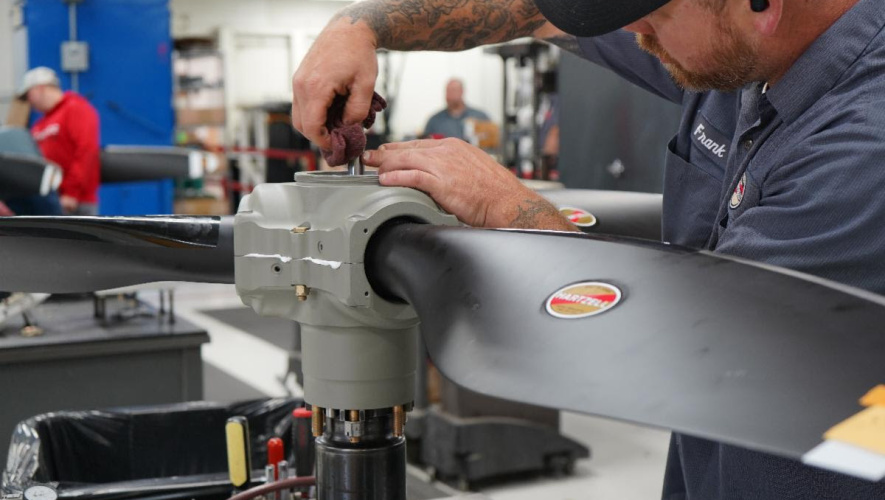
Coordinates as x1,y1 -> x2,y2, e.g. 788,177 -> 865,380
227,476 -> 316,500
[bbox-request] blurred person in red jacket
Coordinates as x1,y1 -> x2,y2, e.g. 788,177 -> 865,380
19,67 -> 100,215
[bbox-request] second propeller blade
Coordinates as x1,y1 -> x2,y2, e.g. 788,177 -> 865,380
0,216 -> 235,293
367,223 -> 885,479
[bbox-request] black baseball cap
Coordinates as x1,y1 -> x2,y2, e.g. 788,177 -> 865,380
533,0 -> 671,37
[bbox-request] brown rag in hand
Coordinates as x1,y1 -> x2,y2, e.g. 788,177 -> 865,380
321,93 -> 387,167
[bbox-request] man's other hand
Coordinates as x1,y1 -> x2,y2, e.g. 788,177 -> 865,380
60,195 -> 78,214
362,138 -> 579,232
291,18 -> 379,151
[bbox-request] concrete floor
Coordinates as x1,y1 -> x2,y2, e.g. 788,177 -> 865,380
143,283 -> 672,500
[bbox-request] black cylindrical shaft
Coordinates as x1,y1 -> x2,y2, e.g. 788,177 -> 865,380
316,438 -> 405,500
315,412 -> 405,500
101,147 -> 194,183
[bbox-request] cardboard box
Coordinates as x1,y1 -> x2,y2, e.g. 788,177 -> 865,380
176,108 -> 226,127
174,197 -> 230,216
5,99 -> 30,127
469,119 -> 500,150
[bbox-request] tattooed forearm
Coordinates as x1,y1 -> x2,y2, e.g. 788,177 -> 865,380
544,35 -> 583,57
509,198 -> 578,231
333,0 -> 549,51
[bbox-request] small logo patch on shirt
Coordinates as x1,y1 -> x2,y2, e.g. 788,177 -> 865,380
32,123 -> 60,142
730,173 -> 747,209
691,115 -> 728,160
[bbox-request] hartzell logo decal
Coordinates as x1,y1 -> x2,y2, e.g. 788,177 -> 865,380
545,282 -> 622,319
559,207 -> 598,228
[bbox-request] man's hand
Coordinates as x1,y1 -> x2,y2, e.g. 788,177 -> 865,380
291,19 -> 379,151
60,195 -> 78,214
362,138 -> 578,231
0,201 -> 14,217
291,0 -> 559,151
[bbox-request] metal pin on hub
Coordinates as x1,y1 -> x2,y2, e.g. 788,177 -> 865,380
348,155 -> 365,176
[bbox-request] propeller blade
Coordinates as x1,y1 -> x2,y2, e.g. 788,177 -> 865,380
540,189 -> 662,240
101,146 -> 218,183
0,153 -> 63,199
367,223 -> 885,479
0,216 -> 234,292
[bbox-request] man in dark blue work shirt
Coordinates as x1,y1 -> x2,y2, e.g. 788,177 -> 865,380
291,0 -> 885,497
423,78 -> 491,141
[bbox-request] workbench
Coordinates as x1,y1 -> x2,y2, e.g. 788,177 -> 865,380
0,297 -> 208,462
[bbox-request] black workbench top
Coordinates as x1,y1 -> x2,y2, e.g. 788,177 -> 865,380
0,297 -> 209,364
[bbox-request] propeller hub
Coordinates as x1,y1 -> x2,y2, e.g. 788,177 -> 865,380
235,172 -> 456,499
234,171 -> 457,410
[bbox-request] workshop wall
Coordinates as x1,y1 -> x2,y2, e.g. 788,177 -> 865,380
558,51 -> 682,192
385,49 -> 503,140
22,0 -> 174,146
170,0 -> 503,141
0,0 -> 19,122
171,0 -> 341,36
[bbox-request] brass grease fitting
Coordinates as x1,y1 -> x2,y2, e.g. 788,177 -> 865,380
312,406 -> 323,437
393,405 -> 404,437
348,410 -> 361,444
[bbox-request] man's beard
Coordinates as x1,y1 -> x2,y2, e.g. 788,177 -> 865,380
635,24 -> 759,92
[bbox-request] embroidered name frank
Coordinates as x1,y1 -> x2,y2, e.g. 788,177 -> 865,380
693,124 -> 727,158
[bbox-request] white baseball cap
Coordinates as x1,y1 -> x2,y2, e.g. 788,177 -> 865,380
18,67 -> 60,100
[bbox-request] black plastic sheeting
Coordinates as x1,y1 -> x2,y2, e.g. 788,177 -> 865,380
3,399 -> 303,498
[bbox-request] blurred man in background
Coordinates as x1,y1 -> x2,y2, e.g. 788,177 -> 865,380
423,78 -> 490,141
19,67 -> 100,216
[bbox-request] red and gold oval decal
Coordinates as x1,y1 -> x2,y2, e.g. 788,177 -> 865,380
546,282 -> 622,319
559,207 -> 598,228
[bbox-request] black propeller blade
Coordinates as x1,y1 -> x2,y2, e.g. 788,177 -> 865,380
101,146 -> 216,183
540,189 -> 663,240
367,223 -> 885,478
0,153 -> 62,199
0,216 -> 235,292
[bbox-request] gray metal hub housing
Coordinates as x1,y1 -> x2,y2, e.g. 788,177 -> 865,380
235,172 -> 458,410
